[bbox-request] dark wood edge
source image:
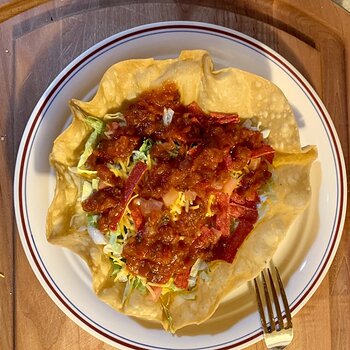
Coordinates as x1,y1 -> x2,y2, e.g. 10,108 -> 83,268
0,0 -> 50,23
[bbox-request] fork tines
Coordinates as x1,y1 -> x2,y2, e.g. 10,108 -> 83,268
254,267 -> 292,333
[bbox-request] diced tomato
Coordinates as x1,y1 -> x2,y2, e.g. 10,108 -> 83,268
215,192 -> 230,237
186,143 -> 204,158
130,203 -> 144,231
187,101 -> 205,116
209,112 -> 240,124
191,226 -> 221,250
139,198 -> 163,217
174,267 -> 191,289
251,144 -> 275,163
229,202 -> 258,223
224,154 -> 234,170
214,219 -> 254,263
244,188 -> 260,202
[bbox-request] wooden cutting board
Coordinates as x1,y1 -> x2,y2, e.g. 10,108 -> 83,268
0,0 -> 349,349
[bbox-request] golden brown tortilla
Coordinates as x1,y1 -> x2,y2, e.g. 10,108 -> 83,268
47,50 -> 316,331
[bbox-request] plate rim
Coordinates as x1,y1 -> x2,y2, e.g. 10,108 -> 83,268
13,20 -> 348,350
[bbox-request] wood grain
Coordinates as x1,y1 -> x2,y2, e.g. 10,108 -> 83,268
0,0 -> 49,23
0,12 -> 16,350
0,0 -> 349,349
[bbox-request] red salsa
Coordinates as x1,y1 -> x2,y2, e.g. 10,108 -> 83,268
82,83 -> 274,289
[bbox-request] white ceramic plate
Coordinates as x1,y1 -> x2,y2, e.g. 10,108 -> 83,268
14,22 -> 347,350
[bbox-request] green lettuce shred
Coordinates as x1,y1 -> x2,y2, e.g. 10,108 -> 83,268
87,213 -> 99,227
77,116 -> 106,177
104,111 -> 127,126
85,116 -> 105,133
132,138 -> 153,163
188,259 -> 209,289
122,276 -> 148,306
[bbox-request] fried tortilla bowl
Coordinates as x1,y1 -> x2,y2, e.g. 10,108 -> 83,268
47,50 -> 317,331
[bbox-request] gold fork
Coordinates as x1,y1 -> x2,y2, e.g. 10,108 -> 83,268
254,267 -> 293,349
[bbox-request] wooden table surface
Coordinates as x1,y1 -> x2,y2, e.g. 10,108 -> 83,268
0,0 -> 349,349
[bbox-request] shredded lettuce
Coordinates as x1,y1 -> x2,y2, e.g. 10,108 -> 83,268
87,226 -> 107,245
77,136 -> 98,176
188,259 -> 209,289
163,107 -> 174,127
104,232 -> 124,257
168,141 -> 180,158
103,209 -> 136,283
104,112 -> 127,126
86,214 -> 107,245
85,116 -> 105,133
261,128 -> 270,139
230,217 -> 238,230
256,178 -> 275,220
122,276 -> 148,306
132,138 -> 153,168
91,178 -> 99,190
122,277 -> 133,305
81,181 -> 93,201
81,179 -> 99,202
111,263 -> 122,276
106,241 -> 129,283
87,213 -> 99,227
199,270 -> 210,282
132,276 -> 148,295
77,116 -> 105,177
107,161 -> 129,179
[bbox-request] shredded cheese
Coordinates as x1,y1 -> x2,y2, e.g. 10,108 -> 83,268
206,194 -> 216,217
107,160 -> 131,179
169,191 -> 199,220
